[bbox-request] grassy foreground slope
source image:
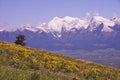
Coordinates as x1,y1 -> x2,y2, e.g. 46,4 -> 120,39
0,40 -> 120,80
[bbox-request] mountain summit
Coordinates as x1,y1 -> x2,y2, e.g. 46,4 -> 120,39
88,16 -> 115,32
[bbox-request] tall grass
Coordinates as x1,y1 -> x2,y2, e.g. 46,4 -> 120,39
0,66 -> 71,80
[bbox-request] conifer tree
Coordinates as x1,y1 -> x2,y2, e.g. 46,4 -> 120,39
15,34 -> 26,46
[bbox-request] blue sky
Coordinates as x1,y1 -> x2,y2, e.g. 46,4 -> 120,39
0,0 -> 120,27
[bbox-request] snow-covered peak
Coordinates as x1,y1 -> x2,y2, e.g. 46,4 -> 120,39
48,16 -> 89,32
45,16 -> 90,37
89,16 -> 115,32
35,23 -> 48,33
93,16 -> 108,21
63,16 -> 75,22
92,16 -> 115,26
47,17 -> 63,33
19,24 -> 38,32
112,16 -> 120,25
52,17 -> 62,22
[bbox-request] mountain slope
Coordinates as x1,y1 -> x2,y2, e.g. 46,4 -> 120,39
0,40 -> 120,80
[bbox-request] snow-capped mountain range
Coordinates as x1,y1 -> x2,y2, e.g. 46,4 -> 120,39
0,15 -> 120,50
20,16 -> 120,37
1,15 -> 120,37
14,16 -> 90,37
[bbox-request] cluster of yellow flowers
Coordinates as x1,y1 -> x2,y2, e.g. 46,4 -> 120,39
0,40 -> 120,80
0,41 -> 79,73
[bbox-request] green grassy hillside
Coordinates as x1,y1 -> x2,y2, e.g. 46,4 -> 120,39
0,40 -> 120,80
